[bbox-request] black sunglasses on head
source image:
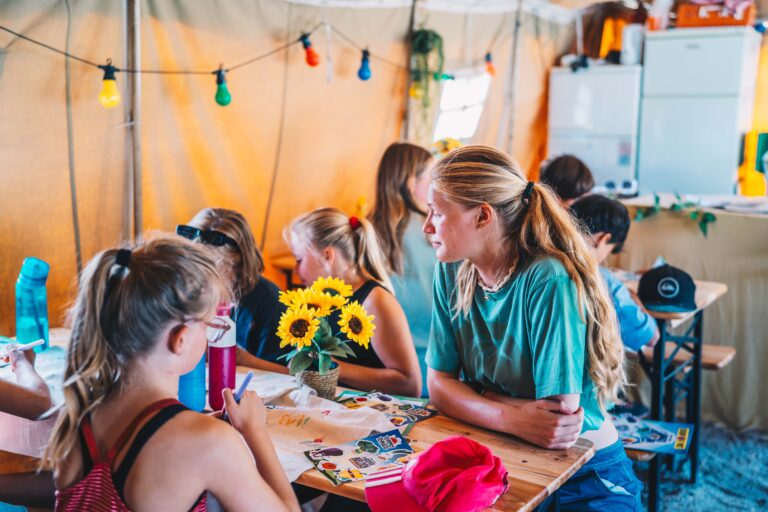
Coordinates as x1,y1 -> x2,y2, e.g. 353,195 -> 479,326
176,225 -> 239,249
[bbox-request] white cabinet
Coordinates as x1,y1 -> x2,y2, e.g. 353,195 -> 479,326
638,27 -> 761,195
548,65 -> 642,187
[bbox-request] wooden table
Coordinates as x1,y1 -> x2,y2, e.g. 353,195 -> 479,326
0,348 -> 594,511
625,279 -> 727,512
295,410 -> 594,511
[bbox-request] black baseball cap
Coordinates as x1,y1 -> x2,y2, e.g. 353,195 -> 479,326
638,264 -> 697,313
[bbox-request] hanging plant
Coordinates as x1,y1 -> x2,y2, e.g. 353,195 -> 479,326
410,28 -> 445,109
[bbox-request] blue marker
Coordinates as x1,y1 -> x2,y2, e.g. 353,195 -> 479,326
223,371 -> 253,421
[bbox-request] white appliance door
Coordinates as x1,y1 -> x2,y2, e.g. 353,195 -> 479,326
638,97 -> 741,195
548,66 -> 641,136
548,134 -> 636,186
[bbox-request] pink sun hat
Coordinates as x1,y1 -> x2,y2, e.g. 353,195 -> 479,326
364,436 -> 509,512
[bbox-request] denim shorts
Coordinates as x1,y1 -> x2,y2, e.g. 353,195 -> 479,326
537,439 -> 643,511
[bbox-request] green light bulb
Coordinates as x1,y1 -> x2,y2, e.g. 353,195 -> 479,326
215,68 -> 231,106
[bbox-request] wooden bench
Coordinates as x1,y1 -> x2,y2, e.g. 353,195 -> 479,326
627,342 -> 736,372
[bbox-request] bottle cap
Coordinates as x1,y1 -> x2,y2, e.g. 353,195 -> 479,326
216,302 -> 235,316
20,257 -> 50,283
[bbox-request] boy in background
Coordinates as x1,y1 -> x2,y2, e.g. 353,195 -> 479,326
571,195 -> 659,351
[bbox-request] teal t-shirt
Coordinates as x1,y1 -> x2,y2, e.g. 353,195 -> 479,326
390,213 -> 436,397
426,257 -> 605,432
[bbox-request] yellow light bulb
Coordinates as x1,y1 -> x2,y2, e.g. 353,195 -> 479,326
98,60 -> 120,109
99,79 -> 120,109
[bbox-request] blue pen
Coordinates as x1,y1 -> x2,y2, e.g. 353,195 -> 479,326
223,371 -> 253,421
234,371 -> 254,402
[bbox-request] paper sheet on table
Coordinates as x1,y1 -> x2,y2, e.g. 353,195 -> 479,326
265,387 -> 395,482
0,347 -> 65,457
234,370 -> 297,403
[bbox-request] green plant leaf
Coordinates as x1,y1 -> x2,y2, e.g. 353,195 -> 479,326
290,350 -> 313,375
634,208 -> 646,221
317,319 -> 332,340
317,335 -> 341,351
670,203 -> 683,212
320,346 -> 348,358
318,353 -> 332,375
340,342 -> 356,357
653,193 -> 660,207
690,210 -> 700,220
698,212 -> 716,237
277,349 -> 298,362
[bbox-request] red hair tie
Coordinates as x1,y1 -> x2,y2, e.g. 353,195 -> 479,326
348,216 -> 362,230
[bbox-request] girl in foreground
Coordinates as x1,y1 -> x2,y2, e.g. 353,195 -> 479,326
424,146 -> 641,510
43,237 -> 299,512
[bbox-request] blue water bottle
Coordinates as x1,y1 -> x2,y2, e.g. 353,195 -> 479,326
15,257 -> 50,352
178,354 -> 206,411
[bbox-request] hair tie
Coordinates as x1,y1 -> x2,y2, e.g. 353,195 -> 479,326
522,181 -> 535,201
115,248 -> 132,268
348,216 -> 362,230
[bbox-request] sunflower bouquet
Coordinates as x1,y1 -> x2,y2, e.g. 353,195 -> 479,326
276,277 -> 375,376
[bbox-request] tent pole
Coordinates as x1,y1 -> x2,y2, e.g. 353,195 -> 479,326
401,0 -> 417,141
124,0 -> 142,241
505,0 -> 524,155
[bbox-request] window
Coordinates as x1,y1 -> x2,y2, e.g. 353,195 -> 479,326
432,71 -> 492,142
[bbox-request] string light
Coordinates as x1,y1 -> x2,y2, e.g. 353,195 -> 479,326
97,59 -> 120,109
485,52 -> 496,76
357,49 -> 371,81
299,33 -> 320,67
214,66 -> 231,106
0,21 -> 500,109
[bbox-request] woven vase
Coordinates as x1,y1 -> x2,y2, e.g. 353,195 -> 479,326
295,363 -> 340,400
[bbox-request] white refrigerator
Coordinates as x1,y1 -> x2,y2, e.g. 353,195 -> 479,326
638,27 -> 761,195
548,65 -> 642,187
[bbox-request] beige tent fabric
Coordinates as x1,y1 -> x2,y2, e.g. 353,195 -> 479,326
0,0 -> 127,337
610,206 -> 768,430
0,1 -> 567,335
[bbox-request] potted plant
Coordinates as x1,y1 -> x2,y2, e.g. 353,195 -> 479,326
276,277 -> 375,399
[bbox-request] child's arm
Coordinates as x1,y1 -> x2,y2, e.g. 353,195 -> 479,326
236,347 -> 289,375
223,389 -> 299,511
334,288 -> 422,397
223,389 -> 300,512
428,368 -> 583,449
0,351 -> 52,420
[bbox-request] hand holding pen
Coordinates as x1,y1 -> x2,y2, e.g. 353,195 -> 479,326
221,372 -> 268,432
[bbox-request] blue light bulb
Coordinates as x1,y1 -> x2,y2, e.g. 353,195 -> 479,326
358,49 -> 371,81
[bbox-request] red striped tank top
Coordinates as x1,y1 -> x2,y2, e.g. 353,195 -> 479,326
55,398 -> 207,512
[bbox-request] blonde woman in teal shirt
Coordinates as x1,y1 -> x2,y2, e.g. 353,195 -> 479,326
424,146 -> 641,510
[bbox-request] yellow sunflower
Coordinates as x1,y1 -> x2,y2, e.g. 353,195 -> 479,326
292,288 -> 334,317
338,301 -> 375,349
312,277 -> 353,300
278,288 -> 305,308
277,305 -> 320,348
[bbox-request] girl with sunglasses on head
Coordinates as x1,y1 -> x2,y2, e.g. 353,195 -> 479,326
423,146 -> 641,510
286,208 -> 422,397
179,208 -> 289,374
43,236 -> 299,512
368,142 -> 435,397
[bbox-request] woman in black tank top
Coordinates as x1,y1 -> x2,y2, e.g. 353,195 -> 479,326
286,208 -> 422,397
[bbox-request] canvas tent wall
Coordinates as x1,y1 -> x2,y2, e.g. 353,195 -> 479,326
0,0 -> 574,335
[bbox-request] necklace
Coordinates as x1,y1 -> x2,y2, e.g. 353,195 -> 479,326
478,266 -> 515,300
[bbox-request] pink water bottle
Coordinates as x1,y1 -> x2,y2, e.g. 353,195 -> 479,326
208,302 -> 236,411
